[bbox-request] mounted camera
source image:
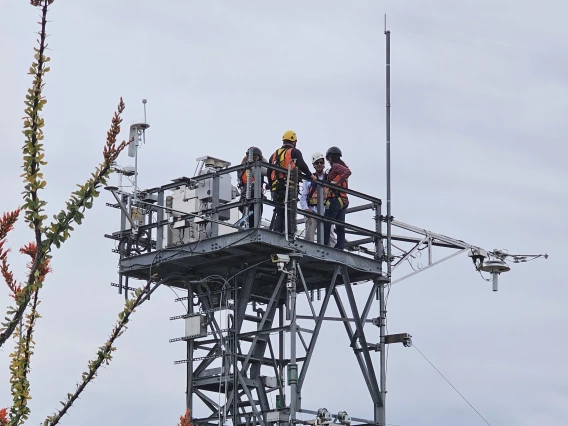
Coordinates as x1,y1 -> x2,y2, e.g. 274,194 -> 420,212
271,254 -> 290,272
271,254 -> 290,263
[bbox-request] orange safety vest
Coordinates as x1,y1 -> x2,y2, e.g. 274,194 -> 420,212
240,169 -> 255,186
269,147 -> 296,191
325,178 -> 348,206
306,175 -> 326,206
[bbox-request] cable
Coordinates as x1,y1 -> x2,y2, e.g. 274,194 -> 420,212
226,259 -> 271,281
412,343 -> 493,426
167,286 -> 187,311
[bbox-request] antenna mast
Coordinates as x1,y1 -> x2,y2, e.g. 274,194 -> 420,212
128,99 -> 150,205
380,14 -> 391,426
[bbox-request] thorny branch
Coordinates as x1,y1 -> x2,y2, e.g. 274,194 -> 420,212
8,244 -> 51,425
0,97 -> 127,350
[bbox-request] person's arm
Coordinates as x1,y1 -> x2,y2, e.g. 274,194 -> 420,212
292,149 -> 313,177
299,180 -> 310,210
265,154 -> 274,189
330,163 -> 352,185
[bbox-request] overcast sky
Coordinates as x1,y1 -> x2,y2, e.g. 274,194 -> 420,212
1,1 -> 567,425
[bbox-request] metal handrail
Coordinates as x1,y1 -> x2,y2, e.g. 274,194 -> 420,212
117,160 -> 383,254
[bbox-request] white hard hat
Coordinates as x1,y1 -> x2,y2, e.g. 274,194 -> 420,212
311,152 -> 325,164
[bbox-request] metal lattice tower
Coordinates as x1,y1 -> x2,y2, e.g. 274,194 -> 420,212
106,156 -> 543,426
110,163 -> 391,425
104,30 -> 546,426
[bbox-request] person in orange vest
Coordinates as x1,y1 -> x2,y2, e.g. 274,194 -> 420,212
237,147 -> 265,228
323,146 -> 351,250
268,130 -> 314,236
299,152 -> 335,246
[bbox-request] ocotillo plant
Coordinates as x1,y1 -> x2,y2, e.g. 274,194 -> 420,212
1,1 -> 167,424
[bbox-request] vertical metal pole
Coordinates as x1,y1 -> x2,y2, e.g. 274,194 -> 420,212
133,134 -> 139,204
156,190 -> 164,250
288,260 -> 298,425
137,100 -> 148,203
211,174 -> 220,237
244,147 -> 254,228
284,162 -> 292,241
186,282 -> 194,412
381,17 -> 391,426
378,280 -> 386,425
290,166 -> 298,239
142,99 -> 148,147
279,303 -> 285,406
233,281 -> 239,426
120,193 -> 127,234
374,202 -> 382,261
317,184 -> 324,245
253,160 -> 262,228
118,193 -> 127,296
166,195 -> 174,247
385,22 -> 392,277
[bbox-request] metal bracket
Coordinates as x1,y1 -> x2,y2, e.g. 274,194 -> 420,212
106,188 -> 137,229
371,317 -> 385,328
110,282 -> 147,293
384,333 -> 412,347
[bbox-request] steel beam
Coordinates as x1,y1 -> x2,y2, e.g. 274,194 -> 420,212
350,281 -> 379,347
297,266 -> 340,390
249,295 -> 280,413
391,248 -> 467,285
342,266 -> 381,402
333,288 -> 380,406
186,281 -> 194,412
289,258 -> 299,423
194,389 -> 219,415
119,229 -> 386,283
296,264 -> 317,321
236,268 -> 258,331
378,279 -> 387,425
241,274 -> 284,372
238,371 -> 266,426
296,315 -> 374,323
193,344 -> 220,378
156,190 -> 164,250
211,174 -> 220,237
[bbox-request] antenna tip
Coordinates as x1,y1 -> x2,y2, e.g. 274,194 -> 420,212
142,99 -> 147,104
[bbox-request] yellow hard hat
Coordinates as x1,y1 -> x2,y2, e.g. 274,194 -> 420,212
282,130 -> 297,143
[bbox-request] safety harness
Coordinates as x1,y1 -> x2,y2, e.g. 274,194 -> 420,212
269,147 -> 296,192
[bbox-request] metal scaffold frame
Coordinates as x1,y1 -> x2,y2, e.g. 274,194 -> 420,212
167,259 -> 391,426
107,158 -> 400,425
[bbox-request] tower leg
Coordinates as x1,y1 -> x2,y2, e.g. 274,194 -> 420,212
378,281 -> 387,426
289,259 -> 298,425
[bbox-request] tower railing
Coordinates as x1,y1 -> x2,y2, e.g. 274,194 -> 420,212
104,159 -> 383,261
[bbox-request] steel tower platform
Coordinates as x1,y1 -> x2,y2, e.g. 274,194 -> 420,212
108,159 -> 392,426
118,228 -> 389,426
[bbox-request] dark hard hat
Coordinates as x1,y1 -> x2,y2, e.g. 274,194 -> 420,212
326,146 -> 342,157
248,147 -> 262,158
